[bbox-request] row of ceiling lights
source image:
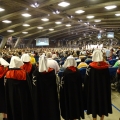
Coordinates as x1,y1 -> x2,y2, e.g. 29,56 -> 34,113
0,2 -> 119,35
6,23 -> 72,33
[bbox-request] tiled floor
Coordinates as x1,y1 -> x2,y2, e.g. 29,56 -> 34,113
0,91 -> 119,120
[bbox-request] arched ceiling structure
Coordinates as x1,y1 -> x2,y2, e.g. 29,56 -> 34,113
0,0 -> 120,42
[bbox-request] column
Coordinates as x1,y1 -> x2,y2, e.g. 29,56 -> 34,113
14,37 -> 21,48
0,37 -> 8,49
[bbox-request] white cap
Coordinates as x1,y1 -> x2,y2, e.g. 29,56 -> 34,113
92,50 -> 103,62
21,53 -> 30,62
63,55 -> 77,68
0,58 -> 9,67
9,56 -> 24,68
39,55 -> 48,72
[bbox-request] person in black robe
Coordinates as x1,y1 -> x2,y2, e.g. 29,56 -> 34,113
0,57 -> 9,120
21,53 -> 36,81
32,55 -> 60,120
60,55 -> 84,120
5,56 -> 34,120
84,50 -> 112,120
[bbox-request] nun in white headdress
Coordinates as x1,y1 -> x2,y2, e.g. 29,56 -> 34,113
63,55 -> 77,70
0,57 -> 9,120
60,55 -> 84,120
5,56 -> 34,120
32,55 -> 60,120
21,54 -> 36,80
84,50 -> 112,120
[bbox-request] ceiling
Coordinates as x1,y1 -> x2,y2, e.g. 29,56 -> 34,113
0,0 -> 120,43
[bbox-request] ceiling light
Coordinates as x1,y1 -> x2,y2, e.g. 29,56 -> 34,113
2,20 -> 12,23
75,10 -> 85,14
49,28 -> 54,31
22,13 -> 31,17
66,24 -> 71,27
7,30 -> 14,32
58,2 -> 70,7
105,5 -> 117,10
86,16 -> 94,19
30,2 -> 39,8
37,27 -> 43,29
22,32 -> 28,34
41,18 -> 49,21
0,8 -> 5,12
55,21 -> 62,24
53,10 -> 60,14
115,14 -> 120,16
23,24 -> 30,27
94,19 -> 101,22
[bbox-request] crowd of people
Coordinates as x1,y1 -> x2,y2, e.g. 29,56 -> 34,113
0,47 -> 120,120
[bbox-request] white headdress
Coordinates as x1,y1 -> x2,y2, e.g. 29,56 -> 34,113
92,50 -> 103,62
0,58 -> 9,67
9,56 -> 24,68
39,55 -> 48,72
21,53 -> 30,62
63,55 -> 77,68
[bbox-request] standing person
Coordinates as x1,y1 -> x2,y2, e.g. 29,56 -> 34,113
32,55 -> 60,120
0,57 -> 9,120
84,50 -> 112,120
21,53 -> 36,81
5,56 -> 34,120
46,52 -> 60,73
60,55 -> 84,120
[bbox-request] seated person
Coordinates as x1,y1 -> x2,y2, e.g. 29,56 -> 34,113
85,55 -> 92,62
77,58 -> 88,69
113,57 -> 120,67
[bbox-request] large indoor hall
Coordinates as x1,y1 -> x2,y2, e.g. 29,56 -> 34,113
0,0 -> 120,120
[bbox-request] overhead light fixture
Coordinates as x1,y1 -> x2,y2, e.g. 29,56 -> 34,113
41,18 -> 49,21
7,30 -> 14,32
86,16 -> 94,19
58,2 -> 70,7
55,21 -> 62,24
49,28 -> 54,31
22,13 -> 31,17
105,5 -> 117,10
30,2 -> 39,8
37,27 -> 43,29
2,20 -> 12,23
22,32 -> 28,34
0,8 -> 5,12
23,24 -> 30,26
115,14 -> 120,16
53,10 -> 60,14
66,24 -> 71,27
94,19 -> 101,22
75,10 -> 85,14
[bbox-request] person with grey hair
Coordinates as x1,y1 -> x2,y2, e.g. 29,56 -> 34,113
46,52 -> 60,73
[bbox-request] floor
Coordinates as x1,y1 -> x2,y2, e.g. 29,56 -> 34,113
0,91 -> 119,120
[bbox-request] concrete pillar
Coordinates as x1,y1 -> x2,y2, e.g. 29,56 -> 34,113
0,37 -> 8,49
14,37 -> 21,48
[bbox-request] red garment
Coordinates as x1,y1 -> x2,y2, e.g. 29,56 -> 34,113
117,69 -> 120,74
67,66 -> 76,72
0,66 -> 8,78
42,68 -> 54,74
6,70 -> 26,80
90,61 -> 109,69
20,62 -> 32,73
